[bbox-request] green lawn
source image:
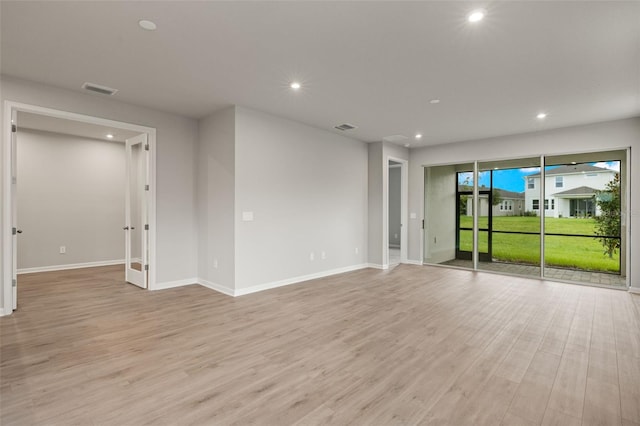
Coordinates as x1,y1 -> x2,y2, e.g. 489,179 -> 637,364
458,216 -> 620,273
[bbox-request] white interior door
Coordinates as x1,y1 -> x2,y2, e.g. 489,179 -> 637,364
125,134 -> 149,288
11,110 -> 18,310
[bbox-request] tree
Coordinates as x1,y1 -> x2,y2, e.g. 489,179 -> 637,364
491,188 -> 502,206
594,173 -> 620,258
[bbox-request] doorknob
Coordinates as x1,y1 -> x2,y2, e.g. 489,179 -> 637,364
16,229 -> 22,234
123,226 -> 129,230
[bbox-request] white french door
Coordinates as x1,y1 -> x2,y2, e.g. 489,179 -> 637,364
124,134 -> 149,288
11,109 -> 18,310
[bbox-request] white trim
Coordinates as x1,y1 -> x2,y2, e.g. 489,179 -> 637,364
2,101 -> 157,315
17,259 -> 125,274
405,259 -> 423,265
152,278 -> 198,291
197,278 -> 235,297
366,263 -> 386,270
234,264 -> 369,297
629,287 -> 640,295
0,308 -> 6,317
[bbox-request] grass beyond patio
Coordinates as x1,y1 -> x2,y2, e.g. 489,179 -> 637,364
459,216 -> 620,273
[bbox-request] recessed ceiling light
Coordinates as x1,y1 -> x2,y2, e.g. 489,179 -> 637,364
290,82 -> 301,90
536,112 -> 548,120
106,134 -> 114,139
415,133 -> 423,139
404,143 -> 411,148
468,10 -> 485,23
571,161 -> 577,165
138,19 -> 157,31
429,99 -> 441,104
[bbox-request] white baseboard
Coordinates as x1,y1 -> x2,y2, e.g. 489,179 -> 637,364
197,278 -> 235,296
152,278 -> 198,291
405,259 -> 423,265
234,263 -> 369,297
629,286 -> 640,294
366,263 -> 386,270
17,259 -> 125,274
389,244 -> 400,248
0,308 -> 6,317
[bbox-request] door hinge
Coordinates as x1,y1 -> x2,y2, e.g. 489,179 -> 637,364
144,143 -> 149,151
144,264 -> 149,271
422,220 -> 425,230
11,124 -> 17,133
144,224 -> 149,230
12,279 -> 17,287
12,227 -> 17,235
145,184 -> 149,191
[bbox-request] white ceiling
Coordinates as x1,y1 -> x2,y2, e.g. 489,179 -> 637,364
2,1 -> 639,147
18,112 -> 142,143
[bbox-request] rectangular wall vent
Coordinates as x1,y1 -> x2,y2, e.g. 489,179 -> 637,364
82,82 -> 118,96
334,123 -> 357,131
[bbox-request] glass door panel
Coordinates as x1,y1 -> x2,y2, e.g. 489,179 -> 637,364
543,152 -> 626,287
477,158 -> 541,277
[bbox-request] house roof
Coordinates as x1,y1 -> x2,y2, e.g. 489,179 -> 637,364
526,164 -> 614,178
553,186 -> 599,197
495,189 -> 525,199
457,186 -> 524,199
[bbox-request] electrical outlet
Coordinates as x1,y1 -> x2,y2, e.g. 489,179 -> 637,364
309,252 -> 315,261
213,258 -> 218,268
321,251 -> 326,260
59,246 -> 66,254
355,247 -> 359,254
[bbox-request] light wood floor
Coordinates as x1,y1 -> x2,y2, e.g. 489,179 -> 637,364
1,265 -> 639,425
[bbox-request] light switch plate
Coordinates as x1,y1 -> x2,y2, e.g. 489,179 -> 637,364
410,213 -> 417,219
242,211 -> 254,221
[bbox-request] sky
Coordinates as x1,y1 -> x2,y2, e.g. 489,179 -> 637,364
457,161 -> 620,192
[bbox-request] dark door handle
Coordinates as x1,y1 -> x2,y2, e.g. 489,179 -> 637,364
123,226 -> 129,230
16,229 -> 22,234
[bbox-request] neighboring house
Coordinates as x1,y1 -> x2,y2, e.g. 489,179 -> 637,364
461,186 -> 525,217
524,164 -> 617,217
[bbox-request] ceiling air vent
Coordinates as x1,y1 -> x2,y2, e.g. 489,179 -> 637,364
334,123 -> 357,131
82,82 -> 118,96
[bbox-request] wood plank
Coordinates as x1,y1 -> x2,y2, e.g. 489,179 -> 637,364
1,264 -> 638,425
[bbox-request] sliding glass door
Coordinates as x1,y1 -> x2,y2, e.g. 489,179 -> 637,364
423,149 -> 628,288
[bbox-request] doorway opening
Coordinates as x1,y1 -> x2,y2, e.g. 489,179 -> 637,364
386,157 -> 408,268
2,102 -> 157,315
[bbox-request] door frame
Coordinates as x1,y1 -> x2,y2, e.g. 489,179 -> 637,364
384,156 -> 409,268
2,101 -> 157,315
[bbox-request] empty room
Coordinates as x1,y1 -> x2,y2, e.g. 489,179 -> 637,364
1,2 -> 639,425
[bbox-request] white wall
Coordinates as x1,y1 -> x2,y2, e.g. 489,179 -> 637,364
1,76 -> 199,301
16,129 -> 125,270
367,142 -> 383,266
197,107 -> 236,291
424,165 -> 456,264
234,107 -> 368,290
388,166 -> 401,247
409,117 -> 640,290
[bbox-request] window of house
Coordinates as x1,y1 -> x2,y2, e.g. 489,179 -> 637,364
555,176 -> 563,188
533,199 -> 539,210
544,199 -> 549,210
528,178 -> 535,189
551,199 -> 555,210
